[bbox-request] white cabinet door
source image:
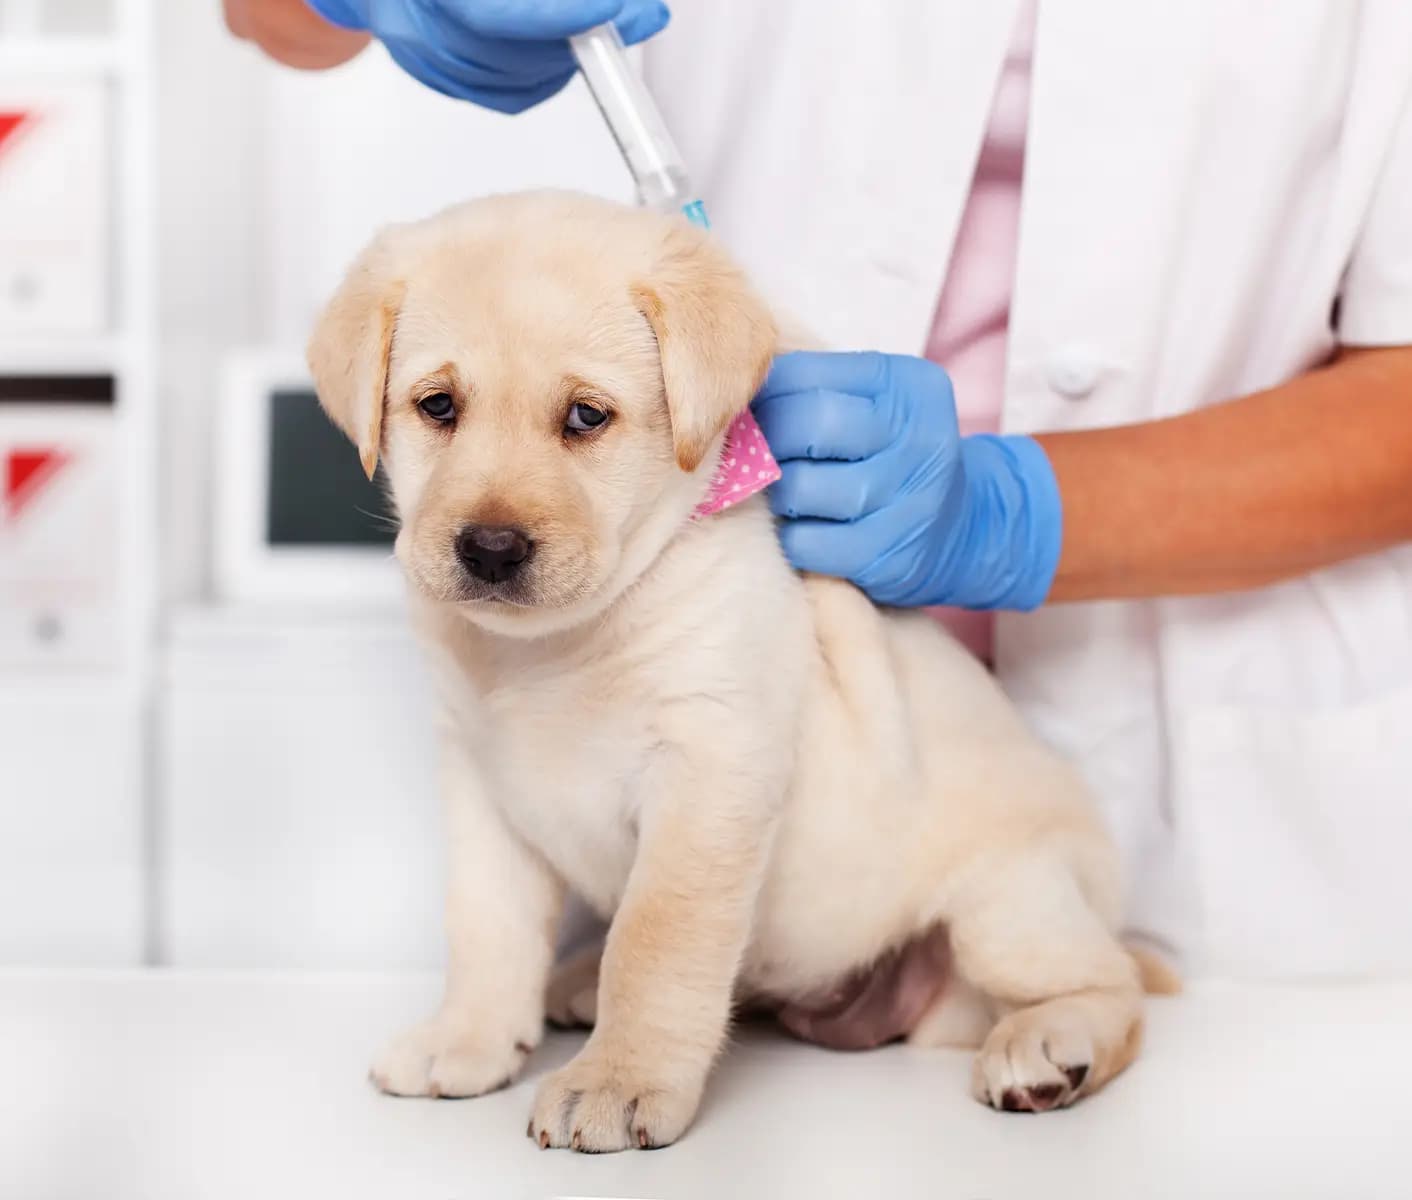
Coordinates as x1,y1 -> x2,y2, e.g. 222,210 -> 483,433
0,76 -> 109,337
161,609 -> 444,968
0,680 -> 143,964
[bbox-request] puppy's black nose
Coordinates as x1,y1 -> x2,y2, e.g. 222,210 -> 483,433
455,524 -> 532,584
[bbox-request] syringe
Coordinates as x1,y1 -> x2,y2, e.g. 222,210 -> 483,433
569,23 -> 709,229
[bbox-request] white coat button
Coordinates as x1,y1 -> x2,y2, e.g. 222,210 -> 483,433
1046,349 -> 1101,399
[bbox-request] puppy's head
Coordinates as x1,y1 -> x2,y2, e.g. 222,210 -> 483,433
308,191 -> 777,637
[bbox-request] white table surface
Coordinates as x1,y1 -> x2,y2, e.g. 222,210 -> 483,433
3,970 -> 1408,1200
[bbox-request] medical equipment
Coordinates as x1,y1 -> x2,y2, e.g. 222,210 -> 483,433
569,22 -> 709,228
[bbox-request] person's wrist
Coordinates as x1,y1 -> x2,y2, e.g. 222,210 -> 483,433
962,434 -> 1062,611
992,434 -> 1062,610
304,0 -> 368,31
935,434 -> 1062,611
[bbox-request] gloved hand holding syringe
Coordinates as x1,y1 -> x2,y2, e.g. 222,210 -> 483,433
570,22 -> 710,229
301,3 -> 700,224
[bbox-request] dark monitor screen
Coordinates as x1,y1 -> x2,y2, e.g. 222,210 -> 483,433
265,388 -> 397,547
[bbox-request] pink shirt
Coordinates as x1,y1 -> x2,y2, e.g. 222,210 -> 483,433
925,2 -> 1035,659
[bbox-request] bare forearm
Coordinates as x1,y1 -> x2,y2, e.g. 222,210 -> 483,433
223,0 -> 370,69
1037,346 -> 1412,601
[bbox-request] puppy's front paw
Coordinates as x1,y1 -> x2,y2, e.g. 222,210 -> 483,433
971,1008 -> 1093,1114
371,1015 -> 532,1099
527,1050 -> 703,1152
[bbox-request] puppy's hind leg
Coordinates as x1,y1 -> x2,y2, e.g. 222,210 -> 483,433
942,854 -> 1143,1114
545,942 -> 601,1029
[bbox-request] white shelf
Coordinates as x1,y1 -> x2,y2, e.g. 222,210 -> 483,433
0,670 -> 139,701
0,35 -> 134,75
0,334 -> 133,376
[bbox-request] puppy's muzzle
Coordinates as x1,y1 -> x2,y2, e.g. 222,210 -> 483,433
455,524 -> 534,585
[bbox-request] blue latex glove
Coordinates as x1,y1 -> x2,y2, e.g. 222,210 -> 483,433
752,351 -> 1062,611
305,0 -> 670,113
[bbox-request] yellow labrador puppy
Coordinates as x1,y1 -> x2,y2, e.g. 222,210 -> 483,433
308,190 -> 1162,1153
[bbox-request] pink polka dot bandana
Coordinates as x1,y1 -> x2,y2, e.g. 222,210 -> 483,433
693,408 -> 781,518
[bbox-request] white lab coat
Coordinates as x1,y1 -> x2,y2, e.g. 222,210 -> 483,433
645,1 -> 1412,976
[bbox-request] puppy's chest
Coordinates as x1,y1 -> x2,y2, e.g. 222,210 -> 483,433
469,669 -> 658,911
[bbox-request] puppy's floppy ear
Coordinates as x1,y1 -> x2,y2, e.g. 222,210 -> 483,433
633,222 -> 778,473
306,231 -> 407,480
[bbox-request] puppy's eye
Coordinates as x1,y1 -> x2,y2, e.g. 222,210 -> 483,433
418,392 -> 456,423
565,402 -> 610,434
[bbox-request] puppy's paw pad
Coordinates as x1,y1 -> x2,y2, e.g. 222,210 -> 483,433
527,1054 -> 700,1152
972,1013 -> 1093,1114
999,1080 -> 1070,1113
370,1017 -> 531,1098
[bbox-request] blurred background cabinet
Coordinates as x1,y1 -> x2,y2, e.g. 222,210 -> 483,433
160,609 -> 443,968
0,0 -> 153,964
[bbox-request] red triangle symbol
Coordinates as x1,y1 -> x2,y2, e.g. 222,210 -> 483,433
0,111 -> 29,156
5,448 -> 70,523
